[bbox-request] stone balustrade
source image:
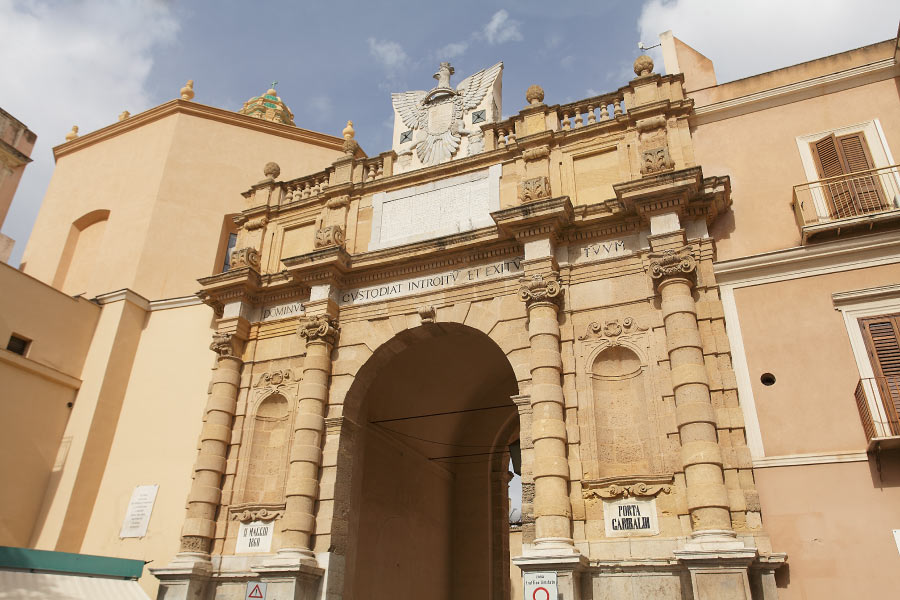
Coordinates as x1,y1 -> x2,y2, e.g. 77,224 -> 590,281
557,93 -> 626,131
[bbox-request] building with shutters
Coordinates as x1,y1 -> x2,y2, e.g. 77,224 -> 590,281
1,26 -> 899,600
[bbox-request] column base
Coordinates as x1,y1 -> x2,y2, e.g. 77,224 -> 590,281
514,551 -> 588,600
257,547 -> 318,569
681,529 -> 746,551
150,553 -> 212,600
674,543 -> 758,600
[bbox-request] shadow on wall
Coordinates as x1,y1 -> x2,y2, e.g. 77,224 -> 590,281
867,449 -> 900,488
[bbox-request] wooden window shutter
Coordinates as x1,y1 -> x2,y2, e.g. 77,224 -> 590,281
859,314 -> 900,431
811,134 -> 843,179
810,132 -> 885,216
836,133 -> 875,173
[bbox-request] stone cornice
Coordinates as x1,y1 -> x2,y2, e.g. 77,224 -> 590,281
53,99 -> 349,161
196,267 -> 264,313
492,196 -> 575,242
690,57 -> 898,126
0,138 -> 32,166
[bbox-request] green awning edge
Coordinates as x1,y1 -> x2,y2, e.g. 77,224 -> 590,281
0,546 -> 144,579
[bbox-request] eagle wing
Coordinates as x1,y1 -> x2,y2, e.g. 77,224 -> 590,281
457,62 -> 503,111
391,90 -> 427,130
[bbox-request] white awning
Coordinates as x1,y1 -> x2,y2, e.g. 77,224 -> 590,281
0,570 -> 150,599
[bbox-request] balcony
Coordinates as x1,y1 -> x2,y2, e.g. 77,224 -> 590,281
854,377 -> 900,452
792,165 -> 900,243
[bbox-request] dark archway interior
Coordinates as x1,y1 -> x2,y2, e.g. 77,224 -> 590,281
349,324 -> 519,600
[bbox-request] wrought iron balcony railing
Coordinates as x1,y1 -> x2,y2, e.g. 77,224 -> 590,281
855,376 -> 900,447
792,165 -> 900,243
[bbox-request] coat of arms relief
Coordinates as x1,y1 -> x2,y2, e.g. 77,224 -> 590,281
391,61 -> 502,172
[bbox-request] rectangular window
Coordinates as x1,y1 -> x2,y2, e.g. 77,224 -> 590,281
222,232 -> 238,272
810,131 -> 887,218
6,334 -> 30,356
859,313 -> 900,435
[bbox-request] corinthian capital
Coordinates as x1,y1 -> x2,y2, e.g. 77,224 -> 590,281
210,332 -> 239,358
298,315 -> 340,346
647,246 -> 697,286
519,271 -> 563,309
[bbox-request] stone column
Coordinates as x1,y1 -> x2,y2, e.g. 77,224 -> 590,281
648,246 -> 732,535
518,271 -> 573,550
180,328 -> 246,555
278,314 -> 339,559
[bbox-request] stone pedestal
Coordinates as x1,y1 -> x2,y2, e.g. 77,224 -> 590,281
513,553 -> 588,600
674,547 -> 757,600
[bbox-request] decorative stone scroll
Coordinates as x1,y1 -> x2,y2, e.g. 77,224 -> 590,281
518,271 -> 563,308
298,315 -> 340,346
254,369 -> 295,388
641,147 -> 675,175
647,246 -> 697,285
417,305 -> 436,324
244,216 -> 268,231
579,317 -> 647,341
582,475 -> 673,500
314,225 -> 345,249
209,332 -> 238,357
518,176 -> 551,203
229,247 -> 260,270
230,506 -> 285,523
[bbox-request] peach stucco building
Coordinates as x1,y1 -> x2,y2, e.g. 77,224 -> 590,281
1,27 -> 899,600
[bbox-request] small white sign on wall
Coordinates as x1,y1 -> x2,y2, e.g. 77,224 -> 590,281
523,571 -> 558,600
893,529 -> 900,555
235,520 -> 274,553
120,484 -> 158,538
603,497 -> 660,537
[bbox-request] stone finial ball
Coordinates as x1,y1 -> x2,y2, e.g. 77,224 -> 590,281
525,84 -> 545,105
263,162 -> 281,179
633,55 -> 654,77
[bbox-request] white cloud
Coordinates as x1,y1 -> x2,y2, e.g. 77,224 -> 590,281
367,37 -> 409,71
437,41 -> 469,59
560,55 -> 576,70
483,10 -> 523,45
0,0 -> 179,266
638,0 -> 900,83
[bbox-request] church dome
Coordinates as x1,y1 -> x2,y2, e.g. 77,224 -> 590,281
237,85 -> 295,126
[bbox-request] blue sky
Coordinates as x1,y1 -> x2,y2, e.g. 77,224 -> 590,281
2,0 -> 899,268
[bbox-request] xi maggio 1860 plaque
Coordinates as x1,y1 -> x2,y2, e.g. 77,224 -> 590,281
235,520 -> 274,553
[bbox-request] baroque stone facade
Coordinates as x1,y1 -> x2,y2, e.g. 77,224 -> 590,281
150,54 -> 785,600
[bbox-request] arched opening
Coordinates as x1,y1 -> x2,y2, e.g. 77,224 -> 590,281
53,209 -> 110,294
340,323 -> 520,600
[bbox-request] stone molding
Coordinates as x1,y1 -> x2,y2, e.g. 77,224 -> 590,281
244,216 -> 268,231
417,305 -> 436,324
522,145 -> 550,161
230,247 -> 261,270
582,474 -> 673,500
578,317 -> 647,341
518,271 -> 563,309
209,332 -> 240,358
518,176 -> 551,203
314,225 -> 345,249
254,369 -> 296,388
298,315 -> 340,346
647,246 -> 697,287
229,504 -> 285,523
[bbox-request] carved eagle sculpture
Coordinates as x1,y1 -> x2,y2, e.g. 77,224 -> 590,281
391,62 -> 502,167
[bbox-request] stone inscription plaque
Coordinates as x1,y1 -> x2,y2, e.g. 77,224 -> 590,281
258,300 -> 304,323
235,520 -> 274,553
120,484 -> 158,538
369,164 -> 501,250
603,497 -> 659,537
339,256 -> 523,306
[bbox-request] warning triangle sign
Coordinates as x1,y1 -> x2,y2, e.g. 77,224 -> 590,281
248,584 -> 264,599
